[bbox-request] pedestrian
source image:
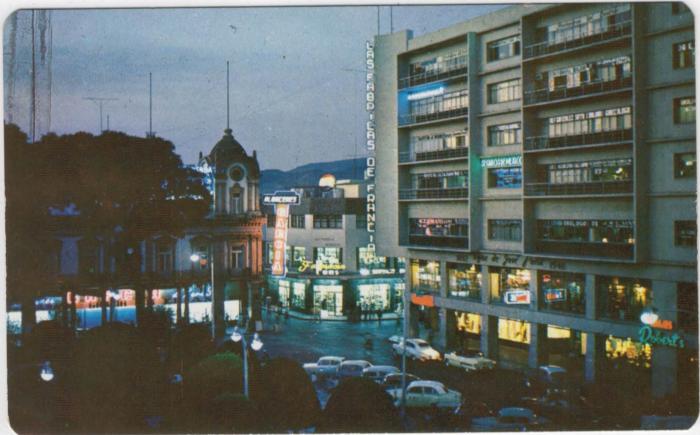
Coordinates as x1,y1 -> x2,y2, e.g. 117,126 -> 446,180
377,309 -> 383,324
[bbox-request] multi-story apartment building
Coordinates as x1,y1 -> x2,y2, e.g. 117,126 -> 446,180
375,2 -> 696,399
262,177 -> 406,320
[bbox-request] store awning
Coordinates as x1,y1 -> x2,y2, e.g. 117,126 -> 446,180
411,293 -> 434,307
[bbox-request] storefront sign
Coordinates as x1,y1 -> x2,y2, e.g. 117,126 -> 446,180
544,288 -> 566,303
298,260 -> 347,276
411,293 -> 435,307
270,203 -> 290,276
480,155 -> 522,169
407,87 -> 445,101
504,290 -> 531,305
638,325 -> 686,348
262,190 -> 300,205
365,40 -> 377,258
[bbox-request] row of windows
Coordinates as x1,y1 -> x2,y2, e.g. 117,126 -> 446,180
547,106 -> 632,138
487,36 -> 520,62
674,40 -> 695,69
408,89 -> 469,117
488,219 -> 522,241
488,79 -> 521,104
538,158 -> 632,184
413,170 -> 468,189
408,49 -> 468,77
488,122 -> 521,146
538,219 -> 634,244
409,218 -> 469,238
536,56 -> 631,91
410,131 -> 467,154
539,4 -> 631,46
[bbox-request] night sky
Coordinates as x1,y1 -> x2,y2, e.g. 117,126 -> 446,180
4,4 -> 504,170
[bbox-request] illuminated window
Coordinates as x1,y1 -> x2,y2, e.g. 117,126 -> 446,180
606,335 -> 651,368
447,263 -> 481,299
490,267 -> 530,304
498,318 -> 531,344
291,281 -> 306,309
675,220 -> 697,246
455,311 -> 481,334
674,41 -> 694,69
547,106 -> 632,137
674,152 -> 696,178
674,96 -> 695,124
488,167 -> 522,188
411,259 -> 441,294
314,284 -> 344,316
487,36 -> 520,62
599,277 -> 652,322
488,123 -> 521,146
540,158 -> 633,184
313,247 -> 342,265
540,272 -> 585,315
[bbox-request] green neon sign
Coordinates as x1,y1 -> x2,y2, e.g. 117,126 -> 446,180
480,155 -> 522,168
638,325 -> 686,348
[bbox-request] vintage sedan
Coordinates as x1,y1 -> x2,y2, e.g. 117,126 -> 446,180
303,356 -> 345,379
392,338 -> 441,361
444,349 -> 496,371
471,407 -> 550,431
387,380 -> 462,411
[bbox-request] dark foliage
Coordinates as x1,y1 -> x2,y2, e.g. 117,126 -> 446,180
169,323 -> 216,373
251,357 -> 321,431
320,377 -> 402,433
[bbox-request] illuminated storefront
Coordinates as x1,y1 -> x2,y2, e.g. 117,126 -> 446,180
278,280 -> 290,307
540,271 -> 585,314
447,263 -> 481,299
499,318 -> 531,344
490,267 -> 531,305
358,282 -> 391,311
411,259 -> 441,294
606,335 -> 652,368
291,281 -> 307,310
313,281 -> 344,316
599,276 -> 652,322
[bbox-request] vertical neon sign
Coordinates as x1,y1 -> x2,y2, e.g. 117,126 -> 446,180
365,40 -> 376,256
271,203 -> 289,277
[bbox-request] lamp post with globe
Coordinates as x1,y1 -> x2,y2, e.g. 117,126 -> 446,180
231,326 -> 263,398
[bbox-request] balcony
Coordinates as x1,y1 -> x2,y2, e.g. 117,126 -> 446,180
399,106 -> 468,127
524,180 -> 633,197
535,240 -> 634,259
524,129 -> 632,152
399,56 -> 468,89
524,20 -> 632,60
399,146 -> 468,164
400,187 -> 468,201
407,235 -> 469,249
524,76 -> 632,106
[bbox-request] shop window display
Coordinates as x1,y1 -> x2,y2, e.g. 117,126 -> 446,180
291,281 -> 306,310
358,283 -> 391,312
455,312 -> 481,334
490,268 -> 531,304
498,318 -> 531,344
314,284 -> 343,316
278,280 -> 290,307
606,335 -> 652,368
541,272 -> 585,314
599,276 -> 652,322
411,259 -> 441,293
447,263 -> 481,299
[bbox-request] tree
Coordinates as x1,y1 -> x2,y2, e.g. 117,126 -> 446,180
251,357 -> 321,431
320,377 -> 403,433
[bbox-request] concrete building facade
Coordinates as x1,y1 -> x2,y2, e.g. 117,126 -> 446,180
374,2 -> 696,399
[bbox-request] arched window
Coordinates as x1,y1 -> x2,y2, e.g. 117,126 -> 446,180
230,184 -> 244,214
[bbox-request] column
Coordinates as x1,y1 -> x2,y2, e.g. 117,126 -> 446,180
176,287 -> 182,325
445,309 -> 458,351
480,315 -> 499,360
651,280 -> 679,398
585,274 -> 597,320
435,260 -> 449,351
101,291 -> 108,325
70,293 -> 77,330
184,285 -> 191,325
529,269 -> 540,311
61,291 -> 69,328
584,333 -> 607,383
480,265 -> 491,305
147,289 -> 154,312
135,287 -> 145,327
528,323 -> 548,369
404,261 -> 419,337
211,238 -> 227,339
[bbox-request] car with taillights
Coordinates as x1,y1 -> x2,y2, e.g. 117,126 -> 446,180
444,349 -> 496,371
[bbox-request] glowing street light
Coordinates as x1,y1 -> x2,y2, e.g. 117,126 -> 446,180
231,327 -> 263,398
190,253 -> 200,263
40,361 -> 54,382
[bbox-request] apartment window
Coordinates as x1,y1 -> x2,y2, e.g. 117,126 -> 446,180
357,247 -> 391,271
488,219 -> 522,241
675,220 -> 697,246
674,41 -> 695,69
548,106 -> 632,137
414,170 -> 468,189
678,283 -> 698,332
674,152 -> 696,178
540,56 -> 631,91
313,247 -> 343,265
672,2 -> 691,14
487,36 -> 520,62
409,89 -> 469,116
542,158 -> 632,184
408,218 -> 468,248
266,214 -> 276,227
674,97 -> 696,124
488,79 -> 521,104
545,4 -> 631,44
229,245 -> 243,271
156,243 -> 174,274
411,131 -> 468,154
290,214 -> 305,228
488,123 -> 521,146
313,214 -> 343,229
356,214 -> 367,229
488,167 -> 522,188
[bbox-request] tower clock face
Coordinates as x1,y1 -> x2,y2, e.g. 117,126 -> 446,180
229,166 -> 245,181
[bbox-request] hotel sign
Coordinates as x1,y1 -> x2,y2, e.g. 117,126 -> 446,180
481,155 -> 522,169
264,191 -> 300,277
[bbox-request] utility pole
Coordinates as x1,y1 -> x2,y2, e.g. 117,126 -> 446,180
148,72 -> 154,137
106,114 -> 110,131
83,97 -> 118,134
30,10 -> 36,142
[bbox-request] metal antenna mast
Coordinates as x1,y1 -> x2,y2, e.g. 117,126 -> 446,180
83,97 -> 118,134
226,61 -> 230,130
390,6 -> 393,33
30,10 -> 36,142
148,72 -> 153,137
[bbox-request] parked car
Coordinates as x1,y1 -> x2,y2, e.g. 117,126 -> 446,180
444,349 -> 496,371
362,365 -> 399,383
387,380 -> 462,411
525,365 -> 569,395
387,335 -> 403,344
382,372 -> 421,390
471,407 -> 550,431
392,338 -> 441,361
303,356 -> 345,379
337,360 -> 372,379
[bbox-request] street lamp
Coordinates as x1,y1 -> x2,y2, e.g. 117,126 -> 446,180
640,308 -> 659,326
40,360 -> 54,382
231,326 -> 263,398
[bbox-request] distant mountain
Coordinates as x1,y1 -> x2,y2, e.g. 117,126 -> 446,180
260,157 -> 366,193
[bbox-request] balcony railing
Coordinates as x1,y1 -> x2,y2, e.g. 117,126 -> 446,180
400,187 -> 468,200
399,146 -> 469,163
407,235 -> 469,249
524,76 -> 632,105
524,129 -> 632,151
535,240 -> 634,259
399,56 -> 468,89
399,106 -> 468,127
524,179 -> 633,196
524,20 -> 632,59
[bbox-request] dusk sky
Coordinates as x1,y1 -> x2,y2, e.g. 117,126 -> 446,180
4,4 -> 505,170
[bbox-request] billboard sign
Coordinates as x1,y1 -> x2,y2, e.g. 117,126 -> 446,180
263,190 -> 301,205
